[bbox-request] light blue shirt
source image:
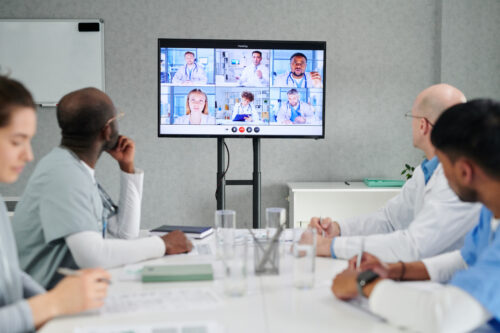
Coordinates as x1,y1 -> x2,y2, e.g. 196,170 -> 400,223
13,147 -> 102,289
451,206 -> 500,328
1,196 -> 45,333
420,156 -> 439,184
330,157 -> 440,259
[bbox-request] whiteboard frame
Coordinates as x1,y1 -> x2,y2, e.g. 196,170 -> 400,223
0,18 -> 105,106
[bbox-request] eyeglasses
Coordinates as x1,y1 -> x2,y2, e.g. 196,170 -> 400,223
404,111 -> 434,126
104,111 -> 125,127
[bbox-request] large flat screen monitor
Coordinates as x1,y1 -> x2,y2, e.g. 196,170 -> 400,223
158,39 -> 326,138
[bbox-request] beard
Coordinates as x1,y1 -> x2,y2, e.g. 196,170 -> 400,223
455,185 -> 479,202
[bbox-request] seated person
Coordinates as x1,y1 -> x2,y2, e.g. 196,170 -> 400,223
174,88 -> 215,125
274,52 -> 322,88
310,84 -> 481,262
332,99 -> 500,333
0,76 -> 111,332
231,91 -> 260,122
171,51 -> 208,85
237,51 -> 269,87
276,89 -> 315,124
13,87 -> 192,289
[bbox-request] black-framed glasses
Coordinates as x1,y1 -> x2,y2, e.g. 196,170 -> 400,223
404,111 -> 434,126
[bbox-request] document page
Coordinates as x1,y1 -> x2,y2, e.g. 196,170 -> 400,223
101,288 -> 222,314
75,321 -> 224,333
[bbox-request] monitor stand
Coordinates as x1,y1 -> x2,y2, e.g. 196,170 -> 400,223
216,137 -> 261,228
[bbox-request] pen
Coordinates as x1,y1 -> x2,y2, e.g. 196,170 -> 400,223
57,267 -> 112,284
356,239 -> 364,271
319,216 -> 325,237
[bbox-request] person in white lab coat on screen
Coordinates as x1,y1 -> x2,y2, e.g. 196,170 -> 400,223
171,51 -> 208,85
276,89 -> 315,124
175,89 -> 215,125
274,52 -> 322,88
237,51 -> 269,87
309,84 -> 482,262
231,91 -> 260,122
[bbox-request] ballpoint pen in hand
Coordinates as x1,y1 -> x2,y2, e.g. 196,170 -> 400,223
356,239 -> 364,272
319,216 -> 325,237
57,267 -> 112,284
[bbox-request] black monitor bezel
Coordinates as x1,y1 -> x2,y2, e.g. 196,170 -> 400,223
157,38 -> 326,139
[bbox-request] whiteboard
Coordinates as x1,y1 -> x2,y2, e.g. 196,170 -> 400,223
0,19 -> 104,105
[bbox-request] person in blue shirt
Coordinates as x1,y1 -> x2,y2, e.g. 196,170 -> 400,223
0,76 -> 111,332
332,99 -> 500,332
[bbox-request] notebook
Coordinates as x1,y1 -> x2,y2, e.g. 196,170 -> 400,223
150,225 -> 214,239
232,114 -> 251,121
141,264 -> 214,282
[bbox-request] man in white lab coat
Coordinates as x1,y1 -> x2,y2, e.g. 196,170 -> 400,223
171,51 -> 208,85
237,50 -> 269,87
276,89 -> 316,124
310,84 -> 482,262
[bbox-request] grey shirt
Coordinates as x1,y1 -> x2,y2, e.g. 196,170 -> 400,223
13,147 -> 102,289
1,197 -> 45,333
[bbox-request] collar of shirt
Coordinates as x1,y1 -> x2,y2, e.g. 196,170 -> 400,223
79,160 -> 96,184
420,156 -> 439,185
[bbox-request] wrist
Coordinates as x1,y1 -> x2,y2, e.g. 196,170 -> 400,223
119,161 -> 135,174
45,290 -> 63,317
388,262 -> 402,280
362,277 -> 382,297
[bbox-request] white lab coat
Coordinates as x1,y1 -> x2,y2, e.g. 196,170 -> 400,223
231,103 -> 260,123
276,101 -> 315,124
238,64 -> 269,87
171,63 -> 208,85
174,114 -> 215,124
333,163 -> 482,262
274,71 -> 323,88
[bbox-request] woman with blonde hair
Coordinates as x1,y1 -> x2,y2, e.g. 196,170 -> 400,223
174,88 -> 215,124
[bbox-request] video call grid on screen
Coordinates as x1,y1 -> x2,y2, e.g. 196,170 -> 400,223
158,39 -> 326,138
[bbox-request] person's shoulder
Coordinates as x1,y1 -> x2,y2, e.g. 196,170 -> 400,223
274,72 -> 288,83
34,148 -> 93,188
202,114 -> 216,124
174,115 -> 189,124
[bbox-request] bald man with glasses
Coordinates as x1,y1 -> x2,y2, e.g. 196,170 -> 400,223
309,84 -> 482,262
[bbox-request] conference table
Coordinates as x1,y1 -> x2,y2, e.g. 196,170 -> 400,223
40,231 -> 404,333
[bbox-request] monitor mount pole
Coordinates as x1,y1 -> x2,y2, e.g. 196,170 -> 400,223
216,137 -> 261,229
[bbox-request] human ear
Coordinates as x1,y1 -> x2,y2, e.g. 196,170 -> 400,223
457,159 -> 474,185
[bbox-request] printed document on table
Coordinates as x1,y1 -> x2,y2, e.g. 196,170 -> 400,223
101,288 -> 222,314
74,321 -> 224,333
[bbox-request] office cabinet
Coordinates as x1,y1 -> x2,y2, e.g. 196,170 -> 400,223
287,182 -> 401,228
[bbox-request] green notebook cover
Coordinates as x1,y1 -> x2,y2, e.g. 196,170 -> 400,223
363,178 -> 405,187
141,264 -> 214,283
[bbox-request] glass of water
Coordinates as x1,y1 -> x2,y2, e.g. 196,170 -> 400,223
215,210 -> 236,260
265,207 -> 286,239
223,236 -> 248,297
293,227 -> 317,289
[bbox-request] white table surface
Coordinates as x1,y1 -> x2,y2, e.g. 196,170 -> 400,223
39,232 -> 404,333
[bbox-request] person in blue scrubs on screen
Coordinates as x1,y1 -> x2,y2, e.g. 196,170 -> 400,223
331,99 -> 500,333
172,51 -> 208,85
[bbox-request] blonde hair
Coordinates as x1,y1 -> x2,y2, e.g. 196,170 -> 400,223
185,89 -> 209,115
